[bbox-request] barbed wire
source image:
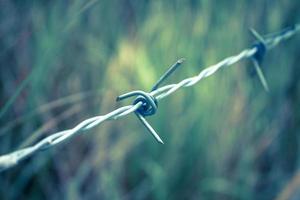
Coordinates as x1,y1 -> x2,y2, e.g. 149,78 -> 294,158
0,24 -> 299,172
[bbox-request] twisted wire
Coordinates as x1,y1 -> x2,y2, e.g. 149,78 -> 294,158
0,24 -> 299,172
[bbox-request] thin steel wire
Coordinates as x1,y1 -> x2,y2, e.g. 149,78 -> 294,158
0,24 -> 299,172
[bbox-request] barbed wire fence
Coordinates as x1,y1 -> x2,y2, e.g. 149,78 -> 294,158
0,24 -> 299,172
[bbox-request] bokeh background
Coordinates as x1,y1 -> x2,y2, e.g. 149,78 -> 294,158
0,0 -> 300,199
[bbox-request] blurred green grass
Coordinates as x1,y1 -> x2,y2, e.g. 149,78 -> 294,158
0,0 -> 300,199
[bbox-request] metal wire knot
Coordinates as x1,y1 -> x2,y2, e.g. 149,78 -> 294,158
117,90 -> 158,116
253,41 -> 266,64
133,94 -> 158,117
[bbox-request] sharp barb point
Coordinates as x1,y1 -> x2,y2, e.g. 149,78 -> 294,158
158,138 -> 164,144
135,113 -> 164,144
178,58 -> 185,64
151,58 -> 185,91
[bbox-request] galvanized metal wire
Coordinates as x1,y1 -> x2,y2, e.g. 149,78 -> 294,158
0,24 -> 299,172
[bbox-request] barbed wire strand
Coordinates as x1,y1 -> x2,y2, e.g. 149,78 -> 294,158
0,24 -> 299,172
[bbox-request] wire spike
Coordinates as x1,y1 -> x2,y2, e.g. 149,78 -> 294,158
151,58 -> 185,91
249,28 -> 266,44
116,90 -> 146,102
252,59 -> 270,92
135,113 -> 164,144
116,91 -> 139,101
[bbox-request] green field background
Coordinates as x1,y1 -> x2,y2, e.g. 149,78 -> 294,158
0,0 -> 300,199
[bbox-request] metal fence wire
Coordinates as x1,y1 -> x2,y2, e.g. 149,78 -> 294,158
0,24 -> 299,172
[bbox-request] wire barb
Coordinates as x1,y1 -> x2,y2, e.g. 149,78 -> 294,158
117,90 -> 163,144
250,28 -> 270,92
116,59 -> 183,144
151,58 -> 185,91
0,24 -> 299,172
